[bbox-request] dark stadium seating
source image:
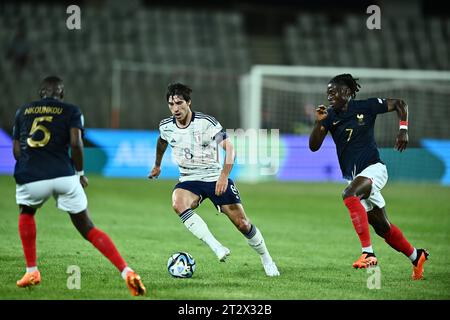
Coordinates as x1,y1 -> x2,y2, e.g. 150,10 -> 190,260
0,2 -> 449,131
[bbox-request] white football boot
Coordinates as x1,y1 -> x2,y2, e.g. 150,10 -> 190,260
214,246 -> 231,262
262,259 -> 280,277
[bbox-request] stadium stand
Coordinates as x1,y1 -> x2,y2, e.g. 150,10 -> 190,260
0,2 -> 251,130
284,13 -> 450,70
0,1 -> 449,133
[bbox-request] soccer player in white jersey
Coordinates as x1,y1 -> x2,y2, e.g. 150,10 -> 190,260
149,83 -> 279,277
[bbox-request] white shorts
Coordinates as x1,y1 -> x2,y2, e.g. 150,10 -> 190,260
16,175 -> 88,214
350,162 -> 388,212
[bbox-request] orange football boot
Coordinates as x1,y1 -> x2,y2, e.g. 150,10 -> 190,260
126,271 -> 146,296
16,270 -> 41,288
412,249 -> 429,280
352,252 -> 378,269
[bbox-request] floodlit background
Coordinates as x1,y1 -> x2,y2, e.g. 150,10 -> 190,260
0,0 -> 449,301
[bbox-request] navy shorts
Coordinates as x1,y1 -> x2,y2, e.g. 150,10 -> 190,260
174,179 -> 241,210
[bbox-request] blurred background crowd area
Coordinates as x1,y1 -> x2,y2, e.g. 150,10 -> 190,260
1,0 -> 449,142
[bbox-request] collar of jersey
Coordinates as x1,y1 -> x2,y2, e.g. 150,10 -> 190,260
41,97 -> 58,101
334,100 -> 354,117
174,111 -> 195,129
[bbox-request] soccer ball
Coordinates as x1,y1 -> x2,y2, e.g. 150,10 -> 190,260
167,252 -> 196,278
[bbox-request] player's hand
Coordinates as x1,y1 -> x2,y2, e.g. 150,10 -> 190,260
395,129 -> 408,152
148,166 -> 161,179
215,174 -> 228,196
315,105 -> 328,121
80,175 -> 88,188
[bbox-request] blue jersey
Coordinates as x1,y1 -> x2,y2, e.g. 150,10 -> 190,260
12,97 -> 84,184
321,98 -> 388,180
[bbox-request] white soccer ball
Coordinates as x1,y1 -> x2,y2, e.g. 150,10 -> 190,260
167,252 -> 196,278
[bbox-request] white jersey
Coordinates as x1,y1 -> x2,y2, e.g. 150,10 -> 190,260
159,112 -> 225,182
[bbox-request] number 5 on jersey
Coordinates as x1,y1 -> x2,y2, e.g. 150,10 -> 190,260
27,116 -> 53,147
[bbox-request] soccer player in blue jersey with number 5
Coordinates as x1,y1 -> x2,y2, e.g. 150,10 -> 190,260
13,76 -> 146,295
309,74 -> 428,280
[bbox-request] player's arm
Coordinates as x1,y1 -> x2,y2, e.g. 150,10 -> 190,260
386,99 -> 408,152
12,110 -> 21,160
70,127 -> 88,188
309,105 -> 329,152
216,137 -> 236,196
148,136 -> 168,179
13,139 -> 21,160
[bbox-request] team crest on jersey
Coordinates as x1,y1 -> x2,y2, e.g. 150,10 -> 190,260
194,132 -> 202,144
356,114 -> 365,125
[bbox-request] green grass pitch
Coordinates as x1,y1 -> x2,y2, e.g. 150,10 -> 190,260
0,175 -> 449,300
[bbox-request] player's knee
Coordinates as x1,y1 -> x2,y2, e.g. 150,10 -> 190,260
237,218 -> 251,234
342,188 -> 356,200
19,205 -> 36,215
172,201 -> 189,215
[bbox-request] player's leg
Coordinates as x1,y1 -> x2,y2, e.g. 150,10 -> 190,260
57,175 -> 145,295
173,185 -> 228,261
367,206 -> 390,237
15,180 -> 50,287
342,176 -> 377,268
368,206 -> 429,280
16,205 -> 41,287
70,210 -> 127,272
220,203 -> 280,276
69,209 -> 146,295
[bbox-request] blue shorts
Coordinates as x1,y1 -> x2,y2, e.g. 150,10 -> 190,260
174,179 -> 241,210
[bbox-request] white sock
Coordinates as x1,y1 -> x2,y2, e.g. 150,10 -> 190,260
121,266 -> 133,280
245,225 -> 273,264
362,246 -> 374,254
408,248 -> 417,262
26,266 -> 38,273
180,209 -> 223,252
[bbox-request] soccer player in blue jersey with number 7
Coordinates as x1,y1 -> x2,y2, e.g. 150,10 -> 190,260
309,74 -> 428,280
12,76 -> 146,295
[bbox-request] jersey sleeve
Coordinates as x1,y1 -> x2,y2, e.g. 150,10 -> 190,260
159,127 -> 168,141
12,108 -> 21,140
205,117 -> 227,143
70,106 -> 84,130
159,119 -> 171,142
359,98 -> 388,115
213,127 -> 228,144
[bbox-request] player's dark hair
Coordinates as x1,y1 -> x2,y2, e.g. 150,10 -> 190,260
39,76 -> 64,99
166,83 -> 192,102
329,74 -> 361,98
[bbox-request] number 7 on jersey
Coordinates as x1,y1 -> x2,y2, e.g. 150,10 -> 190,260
345,128 -> 353,142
